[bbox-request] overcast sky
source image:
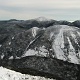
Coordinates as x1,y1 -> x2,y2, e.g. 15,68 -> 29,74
0,0 -> 80,21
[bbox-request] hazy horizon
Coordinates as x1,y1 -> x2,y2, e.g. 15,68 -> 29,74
0,0 -> 80,21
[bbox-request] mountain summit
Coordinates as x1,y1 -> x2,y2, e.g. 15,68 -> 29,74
35,17 -> 51,21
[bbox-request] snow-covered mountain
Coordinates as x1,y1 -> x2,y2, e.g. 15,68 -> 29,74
0,67 -> 55,80
22,25 -> 80,64
0,24 -> 80,64
0,18 -> 80,80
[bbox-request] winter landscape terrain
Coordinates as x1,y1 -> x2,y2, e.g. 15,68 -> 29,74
0,17 -> 80,80
0,66 -> 55,80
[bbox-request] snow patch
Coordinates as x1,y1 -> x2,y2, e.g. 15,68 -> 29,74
0,67 -> 25,80
1,53 -> 4,59
9,56 -> 14,59
32,27 -> 39,37
0,44 -> 2,47
12,37 -> 14,39
22,46 -> 49,57
0,67 -> 55,80
71,32 -> 78,45
67,37 -> 79,64
16,56 -> 20,59
67,37 -> 74,50
9,42 -> 11,45
37,46 -> 49,57
50,32 -> 54,40
43,27 -> 46,30
22,49 -> 38,57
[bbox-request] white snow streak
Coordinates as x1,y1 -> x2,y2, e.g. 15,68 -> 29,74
50,32 -> 54,40
32,27 -> 39,37
9,56 -> 14,59
22,49 -> 38,57
53,25 -> 66,61
71,32 -> 78,44
67,37 -> 74,50
67,37 -> 79,64
77,31 -> 80,36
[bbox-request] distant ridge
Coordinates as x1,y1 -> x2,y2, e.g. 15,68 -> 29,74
35,17 -> 52,21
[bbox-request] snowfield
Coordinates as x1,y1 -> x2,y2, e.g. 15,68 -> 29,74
21,25 -> 80,64
52,25 -> 80,64
1,24 -> 80,64
0,67 -> 55,80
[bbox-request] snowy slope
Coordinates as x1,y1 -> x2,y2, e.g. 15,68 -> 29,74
52,25 -> 80,64
19,25 -> 80,64
0,67 -> 55,80
52,25 -> 66,61
1,24 -> 80,64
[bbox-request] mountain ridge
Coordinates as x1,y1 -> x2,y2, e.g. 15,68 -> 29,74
0,17 -> 80,80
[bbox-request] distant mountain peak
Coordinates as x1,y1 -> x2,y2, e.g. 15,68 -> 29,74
35,17 -> 51,21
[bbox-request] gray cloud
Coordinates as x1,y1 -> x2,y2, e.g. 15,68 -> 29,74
0,0 -> 80,20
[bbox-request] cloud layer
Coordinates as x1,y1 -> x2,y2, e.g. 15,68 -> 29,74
0,0 -> 80,20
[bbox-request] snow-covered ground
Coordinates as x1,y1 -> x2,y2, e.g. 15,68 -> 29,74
22,46 -> 49,57
0,67 -> 55,80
